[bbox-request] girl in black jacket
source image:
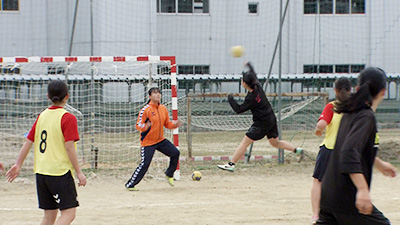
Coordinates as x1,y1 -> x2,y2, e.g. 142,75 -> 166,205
318,67 -> 397,225
218,62 -> 304,172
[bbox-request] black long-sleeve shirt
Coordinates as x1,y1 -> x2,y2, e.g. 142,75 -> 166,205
228,84 -> 275,126
320,108 -> 378,215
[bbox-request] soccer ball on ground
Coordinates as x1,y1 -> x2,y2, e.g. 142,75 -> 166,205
191,171 -> 202,181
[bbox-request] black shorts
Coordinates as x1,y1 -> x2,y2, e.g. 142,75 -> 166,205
245,122 -> 279,141
312,145 -> 333,181
36,170 -> 79,210
317,207 -> 390,225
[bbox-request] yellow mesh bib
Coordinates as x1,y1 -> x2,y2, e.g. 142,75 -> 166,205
34,108 -> 74,175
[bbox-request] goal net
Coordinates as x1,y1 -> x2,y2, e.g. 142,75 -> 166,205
181,92 -> 328,161
0,56 -> 179,179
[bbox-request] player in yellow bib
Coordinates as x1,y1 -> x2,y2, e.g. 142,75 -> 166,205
6,80 -> 86,225
310,77 -> 351,224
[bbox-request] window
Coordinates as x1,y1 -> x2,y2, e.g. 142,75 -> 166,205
304,0 -> 364,15
194,0 -> 208,13
194,65 -> 209,74
178,0 -> 192,13
350,64 -> 365,73
48,66 -> 65,75
248,2 -> 258,14
304,65 -> 318,73
157,65 -> 171,75
1,0 -> 19,11
178,65 -> 209,74
319,65 -> 333,73
304,0 -> 317,14
304,64 -> 365,74
178,65 -> 194,74
320,0 -> 333,14
157,0 -> 175,13
1,66 -> 20,74
335,0 -> 349,14
351,0 -> 365,14
335,65 -> 350,73
157,0 -> 209,14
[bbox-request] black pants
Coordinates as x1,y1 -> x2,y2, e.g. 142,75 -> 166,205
317,207 -> 390,225
126,139 -> 180,188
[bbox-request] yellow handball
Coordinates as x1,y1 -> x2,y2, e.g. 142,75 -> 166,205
191,171 -> 202,181
230,45 -> 245,58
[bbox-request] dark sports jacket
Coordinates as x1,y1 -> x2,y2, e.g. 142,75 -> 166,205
228,83 -> 276,126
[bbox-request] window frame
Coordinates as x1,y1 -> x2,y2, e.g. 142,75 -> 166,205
1,0 -> 19,11
248,2 -> 259,15
304,64 -> 365,74
157,0 -> 209,14
335,0 -> 350,14
304,0 -> 365,15
319,0 -> 333,14
350,64 -> 365,73
304,0 -> 318,14
351,0 -> 365,14
177,65 -> 210,75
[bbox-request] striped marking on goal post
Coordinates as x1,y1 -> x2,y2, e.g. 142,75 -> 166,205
0,56 -> 174,63
188,155 -> 278,161
0,55 -> 181,178
159,56 -> 181,181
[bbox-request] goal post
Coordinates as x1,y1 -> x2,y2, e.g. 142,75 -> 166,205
184,92 -> 329,161
0,55 -> 180,179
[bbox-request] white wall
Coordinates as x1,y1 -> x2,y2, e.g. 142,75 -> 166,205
1,0 -> 400,74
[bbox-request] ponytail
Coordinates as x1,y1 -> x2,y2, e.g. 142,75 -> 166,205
335,83 -> 371,113
242,62 -> 259,89
334,77 -> 351,103
335,67 -> 386,113
51,96 -> 61,102
48,80 -> 68,104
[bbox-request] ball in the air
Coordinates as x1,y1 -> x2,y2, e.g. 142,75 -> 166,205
191,171 -> 202,181
230,46 -> 245,58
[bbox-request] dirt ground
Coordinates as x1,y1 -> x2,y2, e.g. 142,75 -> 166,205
0,162 -> 399,225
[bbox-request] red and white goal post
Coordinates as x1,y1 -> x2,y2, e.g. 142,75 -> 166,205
0,55 -> 180,180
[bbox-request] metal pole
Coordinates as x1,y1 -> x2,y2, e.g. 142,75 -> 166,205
278,0 -> 284,164
266,0 -> 290,90
90,0 -> 96,169
90,0 -> 94,56
68,0 -> 79,56
187,95 -> 192,159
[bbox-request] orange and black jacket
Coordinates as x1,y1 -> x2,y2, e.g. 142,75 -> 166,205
136,101 -> 178,147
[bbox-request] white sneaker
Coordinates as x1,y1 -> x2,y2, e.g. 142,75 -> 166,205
295,147 -> 304,163
310,215 -> 318,225
217,163 -> 235,172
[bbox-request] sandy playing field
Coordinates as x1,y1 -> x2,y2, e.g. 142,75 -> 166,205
0,162 -> 399,225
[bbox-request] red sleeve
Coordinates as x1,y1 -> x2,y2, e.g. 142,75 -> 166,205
61,113 -> 80,142
27,115 -> 40,142
318,103 -> 334,125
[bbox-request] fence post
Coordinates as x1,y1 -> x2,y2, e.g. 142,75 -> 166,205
187,95 -> 192,160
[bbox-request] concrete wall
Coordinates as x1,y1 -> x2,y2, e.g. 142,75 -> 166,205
1,0 -> 400,75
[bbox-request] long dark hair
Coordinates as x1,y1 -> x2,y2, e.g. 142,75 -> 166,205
242,62 -> 260,90
334,77 -> 351,103
335,67 -> 387,113
48,80 -> 68,103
